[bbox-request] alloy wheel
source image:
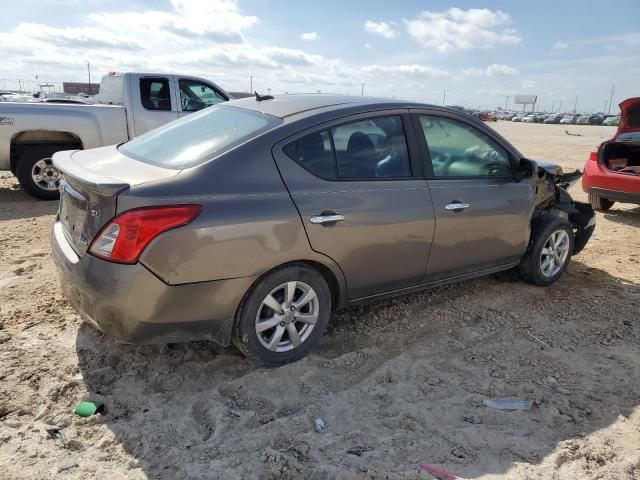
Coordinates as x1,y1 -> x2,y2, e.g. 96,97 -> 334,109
31,158 -> 61,191
255,281 -> 319,353
539,229 -> 570,278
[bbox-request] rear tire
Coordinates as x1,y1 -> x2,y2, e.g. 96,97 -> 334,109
519,216 -> 574,286
232,264 -> 331,367
15,144 -> 74,200
588,192 -> 614,211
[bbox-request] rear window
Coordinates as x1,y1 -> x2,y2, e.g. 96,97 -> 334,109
119,105 -> 281,169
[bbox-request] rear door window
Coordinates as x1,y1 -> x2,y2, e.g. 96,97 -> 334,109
140,77 -> 172,111
283,115 -> 412,180
283,131 -> 337,179
331,116 -> 411,179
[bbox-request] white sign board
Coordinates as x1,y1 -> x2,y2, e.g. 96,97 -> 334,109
514,95 -> 537,104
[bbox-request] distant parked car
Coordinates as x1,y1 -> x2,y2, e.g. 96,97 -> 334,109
602,115 -> 620,126
512,114 -> 525,122
560,115 -> 577,125
583,97 -> 639,210
544,114 -> 562,124
479,112 -> 497,122
521,114 -> 536,123
51,95 -> 595,366
576,115 -> 591,125
590,114 -> 603,125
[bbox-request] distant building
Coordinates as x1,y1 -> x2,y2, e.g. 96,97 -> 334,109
63,82 -> 100,95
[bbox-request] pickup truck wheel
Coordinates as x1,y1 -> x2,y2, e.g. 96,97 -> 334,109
15,145 -> 67,200
519,216 -> 574,286
588,192 -> 614,211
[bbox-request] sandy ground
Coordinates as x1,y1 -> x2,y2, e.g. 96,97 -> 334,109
0,122 -> 639,480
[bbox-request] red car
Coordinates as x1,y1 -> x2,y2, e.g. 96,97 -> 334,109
583,97 -> 640,210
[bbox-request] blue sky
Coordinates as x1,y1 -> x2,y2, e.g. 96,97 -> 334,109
0,0 -> 638,112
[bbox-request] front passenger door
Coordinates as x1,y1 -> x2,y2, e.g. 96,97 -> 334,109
415,113 -> 534,281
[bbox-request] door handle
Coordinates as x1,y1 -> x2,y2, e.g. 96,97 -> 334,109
310,214 -> 345,224
445,202 -> 470,211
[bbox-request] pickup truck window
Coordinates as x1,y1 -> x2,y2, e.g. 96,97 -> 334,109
179,79 -> 227,112
140,77 -> 172,111
118,105 -> 282,169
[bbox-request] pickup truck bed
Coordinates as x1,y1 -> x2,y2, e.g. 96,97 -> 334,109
0,71 -> 230,199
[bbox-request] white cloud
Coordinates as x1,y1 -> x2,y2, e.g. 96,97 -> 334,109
552,41 -> 569,50
364,43 -> 372,49
405,7 -> 521,53
459,64 -> 518,78
300,32 -> 318,41
486,63 -> 519,76
364,20 -> 397,39
362,64 -> 449,78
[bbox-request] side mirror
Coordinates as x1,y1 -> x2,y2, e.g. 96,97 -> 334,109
515,157 -> 533,180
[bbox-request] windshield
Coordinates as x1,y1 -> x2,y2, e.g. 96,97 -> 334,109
119,105 -> 281,169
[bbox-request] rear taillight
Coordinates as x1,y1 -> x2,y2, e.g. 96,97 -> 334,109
89,205 -> 202,264
588,144 -> 601,162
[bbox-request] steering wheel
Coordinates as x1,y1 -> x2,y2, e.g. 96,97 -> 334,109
481,161 -> 506,176
435,153 -> 457,176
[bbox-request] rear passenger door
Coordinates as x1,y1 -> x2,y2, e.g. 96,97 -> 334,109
273,112 -> 436,300
130,75 -> 179,135
412,111 -> 534,281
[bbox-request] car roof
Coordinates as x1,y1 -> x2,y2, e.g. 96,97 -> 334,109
225,94 -> 422,119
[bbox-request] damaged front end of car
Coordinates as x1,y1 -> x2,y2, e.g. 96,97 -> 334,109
529,159 -> 596,254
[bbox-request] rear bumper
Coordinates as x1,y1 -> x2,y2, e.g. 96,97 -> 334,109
589,188 -> 640,204
50,221 -> 254,345
582,158 -> 640,204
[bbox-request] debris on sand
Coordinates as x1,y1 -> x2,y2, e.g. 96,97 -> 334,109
347,445 -> 373,456
483,399 -> 534,411
565,130 -> 582,136
313,418 -> 326,432
57,459 -> 79,472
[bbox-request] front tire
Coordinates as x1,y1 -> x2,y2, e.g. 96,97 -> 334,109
233,264 -> 331,367
519,216 -> 574,286
588,192 -> 614,211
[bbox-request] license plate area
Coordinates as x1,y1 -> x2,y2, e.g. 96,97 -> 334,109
59,180 -> 88,250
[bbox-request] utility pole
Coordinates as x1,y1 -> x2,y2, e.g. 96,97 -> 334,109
559,100 -> 563,112
250,75 -> 253,93
603,100 -> 607,113
361,83 -> 364,96
551,101 -> 554,112
505,95 -> 509,110
574,96 -> 578,114
87,62 -> 91,90
607,84 -> 615,115
442,89 -> 446,105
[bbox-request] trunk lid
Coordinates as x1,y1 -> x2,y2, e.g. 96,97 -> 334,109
53,146 -> 180,256
614,97 -> 640,144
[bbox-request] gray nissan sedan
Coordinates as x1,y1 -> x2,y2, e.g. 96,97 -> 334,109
51,94 -> 595,366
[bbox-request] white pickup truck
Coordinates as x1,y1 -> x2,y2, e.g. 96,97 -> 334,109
0,72 -> 231,199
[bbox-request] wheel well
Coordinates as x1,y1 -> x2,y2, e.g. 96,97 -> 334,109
236,260 -> 342,323
296,260 -> 341,309
10,131 -> 83,173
